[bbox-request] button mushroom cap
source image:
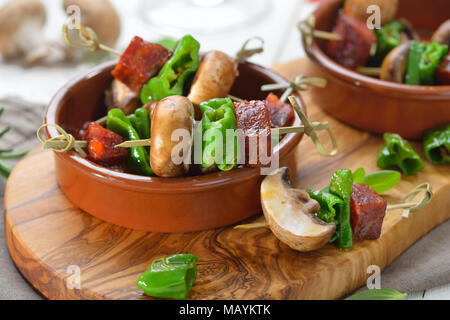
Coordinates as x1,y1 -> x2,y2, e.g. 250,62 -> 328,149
261,167 -> 336,252
344,0 -> 398,26
380,41 -> 411,83
63,0 -> 121,47
431,19 -> 450,47
0,0 -> 46,58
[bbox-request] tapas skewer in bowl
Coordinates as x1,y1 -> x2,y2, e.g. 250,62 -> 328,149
40,25 -> 337,232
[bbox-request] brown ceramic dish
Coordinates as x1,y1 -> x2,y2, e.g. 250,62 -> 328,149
303,0 -> 450,140
44,60 -> 304,232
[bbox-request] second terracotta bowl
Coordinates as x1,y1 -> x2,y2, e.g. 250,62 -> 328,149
303,0 -> 450,140
44,61 -> 305,232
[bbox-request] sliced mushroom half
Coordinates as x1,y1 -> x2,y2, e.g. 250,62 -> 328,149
380,41 -> 411,83
431,19 -> 450,47
261,167 -> 336,252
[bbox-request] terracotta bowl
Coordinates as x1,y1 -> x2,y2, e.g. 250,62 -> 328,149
44,61 -> 305,232
303,0 -> 450,140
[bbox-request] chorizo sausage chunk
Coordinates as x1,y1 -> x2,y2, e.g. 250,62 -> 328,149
350,183 -> 387,242
327,13 -> 377,69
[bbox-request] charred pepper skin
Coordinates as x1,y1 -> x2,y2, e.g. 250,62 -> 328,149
199,98 -> 239,171
136,254 -> 198,300
107,108 -> 153,176
424,123 -> 450,165
377,133 -> 424,176
140,35 -> 200,104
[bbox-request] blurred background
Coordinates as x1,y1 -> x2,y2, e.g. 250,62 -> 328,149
0,0 -> 317,104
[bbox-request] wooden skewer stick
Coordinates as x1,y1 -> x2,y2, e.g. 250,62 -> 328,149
357,67 -> 382,77
298,15 -> 341,47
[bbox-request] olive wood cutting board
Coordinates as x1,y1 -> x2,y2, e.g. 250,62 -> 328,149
4,59 -> 450,299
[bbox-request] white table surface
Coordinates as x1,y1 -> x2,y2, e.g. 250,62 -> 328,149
0,0 -> 448,300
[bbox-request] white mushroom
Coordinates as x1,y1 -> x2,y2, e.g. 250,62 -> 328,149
63,0 -> 121,48
380,41 -> 411,83
0,0 -> 46,60
261,167 -> 336,252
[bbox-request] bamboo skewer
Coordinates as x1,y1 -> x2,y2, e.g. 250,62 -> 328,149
298,15 -> 341,47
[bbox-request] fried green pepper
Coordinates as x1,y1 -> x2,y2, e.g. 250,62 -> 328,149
374,20 -> 405,63
107,108 -> 153,176
307,189 -> 342,243
418,41 -> 449,85
405,41 -> 426,85
137,254 -> 198,300
140,35 -> 200,104
329,169 -> 354,249
377,133 -> 424,176
424,123 -> 450,165
127,107 -> 150,152
406,41 -> 448,85
200,98 -> 239,171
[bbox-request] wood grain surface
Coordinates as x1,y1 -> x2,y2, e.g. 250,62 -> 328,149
4,59 -> 450,300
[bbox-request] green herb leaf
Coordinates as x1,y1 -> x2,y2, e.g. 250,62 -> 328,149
361,170 -> 401,194
352,167 -> 366,183
345,288 -> 407,300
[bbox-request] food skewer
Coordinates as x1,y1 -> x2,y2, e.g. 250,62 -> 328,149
38,95 -> 338,158
234,169 -> 433,252
41,23 -> 338,177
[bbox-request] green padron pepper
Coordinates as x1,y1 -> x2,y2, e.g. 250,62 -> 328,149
405,41 -> 426,85
377,133 -> 424,176
127,108 -> 150,140
107,108 -> 153,176
127,107 -> 150,153
200,98 -> 239,171
423,123 -> 450,165
418,41 -> 448,85
137,254 -> 198,300
329,169 -> 354,249
406,41 -> 448,85
373,20 -> 405,64
307,189 -> 343,243
140,35 -> 200,104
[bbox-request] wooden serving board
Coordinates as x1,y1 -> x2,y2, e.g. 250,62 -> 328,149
4,59 -> 450,300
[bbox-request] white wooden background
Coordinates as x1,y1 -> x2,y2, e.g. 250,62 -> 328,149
0,0 -> 448,300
